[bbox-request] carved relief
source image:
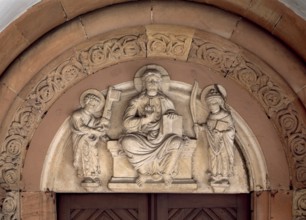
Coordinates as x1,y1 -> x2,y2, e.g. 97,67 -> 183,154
0,57 -> 86,191
43,64 -> 250,193
189,37 -> 306,189
70,89 -> 108,189
189,39 -> 291,116
277,105 -> 306,186
0,191 -> 18,220
79,34 -> 147,74
0,26 -> 304,218
194,84 -> 236,191
294,189 -> 306,219
70,88 -> 120,190
119,66 -> 190,187
146,25 -> 194,61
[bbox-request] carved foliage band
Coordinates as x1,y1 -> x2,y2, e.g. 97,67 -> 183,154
294,189 -> 306,219
79,34 -> 146,74
0,25 -> 304,218
146,25 -> 194,61
0,57 -> 86,190
0,191 -> 19,219
189,37 -> 306,187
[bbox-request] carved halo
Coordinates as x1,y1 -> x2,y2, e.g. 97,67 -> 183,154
134,64 -> 171,93
80,89 -> 105,112
201,84 -> 227,105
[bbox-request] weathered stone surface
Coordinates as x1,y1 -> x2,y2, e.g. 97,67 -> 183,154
152,1 -> 240,39
270,190 -> 292,220
0,2 -> 305,218
14,1 -> 66,43
230,19 -> 306,98
0,83 -> 16,126
59,0 -> 133,20
80,2 -> 151,39
20,192 -> 56,220
0,24 -> 29,77
2,19 -> 87,97
146,25 -> 194,61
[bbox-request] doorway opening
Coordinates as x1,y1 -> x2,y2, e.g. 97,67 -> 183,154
57,193 -> 251,220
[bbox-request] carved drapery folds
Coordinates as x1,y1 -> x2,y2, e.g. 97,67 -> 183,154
57,65 -> 245,193
70,88 -> 120,191
0,25 -> 304,217
195,84 -> 236,191
189,36 -> 305,188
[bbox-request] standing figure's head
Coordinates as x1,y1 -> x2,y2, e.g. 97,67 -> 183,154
84,94 -> 101,113
142,69 -> 162,97
80,89 -> 105,115
205,85 -> 226,114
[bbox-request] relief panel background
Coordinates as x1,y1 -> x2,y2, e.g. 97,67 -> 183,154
36,61 -> 272,193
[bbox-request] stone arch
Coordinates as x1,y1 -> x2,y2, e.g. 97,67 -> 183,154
0,1 -> 304,219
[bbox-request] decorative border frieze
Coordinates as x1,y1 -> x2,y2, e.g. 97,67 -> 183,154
294,189 -> 306,219
0,191 -> 19,220
0,57 -> 86,191
189,37 -> 306,188
0,33 -> 147,190
0,25 -> 304,218
146,25 -> 194,61
79,34 -> 147,74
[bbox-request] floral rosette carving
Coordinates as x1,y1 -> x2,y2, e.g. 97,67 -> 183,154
148,33 -> 191,59
27,57 -> 85,110
290,134 -> 306,158
276,104 -> 306,185
1,57 -> 86,190
189,39 -> 242,75
0,191 -> 18,219
233,63 -> 261,88
189,37 -> 306,188
190,40 -> 223,71
296,165 -> 306,185
277,106 -> 300,137
79,34 -> 146,74
294,190 -> 306,219
257,82 -> 288,116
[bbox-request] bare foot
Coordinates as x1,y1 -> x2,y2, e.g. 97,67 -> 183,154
163,174 -> 173,186
136,175 -> 148,187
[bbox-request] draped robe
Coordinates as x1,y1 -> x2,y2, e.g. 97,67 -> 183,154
205,110 -> 235,181
120,91 -> 184,176
70,109 -> 102,180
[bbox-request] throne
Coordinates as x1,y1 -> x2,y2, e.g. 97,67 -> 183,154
107,115 -> 197,192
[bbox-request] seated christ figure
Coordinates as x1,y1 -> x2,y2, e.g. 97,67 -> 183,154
120,68 -> 187,186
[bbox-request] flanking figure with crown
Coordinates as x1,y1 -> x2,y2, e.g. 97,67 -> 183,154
194,84 -> 236,188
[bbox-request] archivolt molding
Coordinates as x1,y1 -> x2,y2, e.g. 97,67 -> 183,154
189,35 -> 305,188
0,25 -> 305,217
0,191 -> 19,219
78,33 -> 147,74
294,189 -> 306,219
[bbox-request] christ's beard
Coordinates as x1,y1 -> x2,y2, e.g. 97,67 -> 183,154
147,89 -> 158,97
